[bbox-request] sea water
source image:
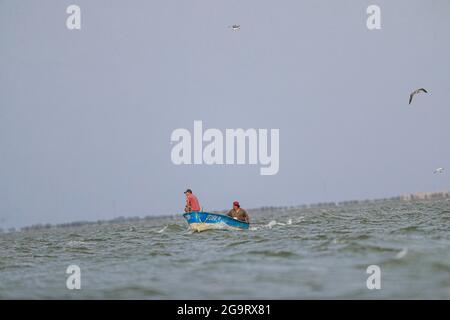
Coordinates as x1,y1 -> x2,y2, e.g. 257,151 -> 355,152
1,198 -> 449,299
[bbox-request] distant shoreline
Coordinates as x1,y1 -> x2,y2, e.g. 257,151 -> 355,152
2,189 -> 449,234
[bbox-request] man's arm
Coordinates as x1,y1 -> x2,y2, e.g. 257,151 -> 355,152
243,210 -> 250,223
185,197 -> 191,212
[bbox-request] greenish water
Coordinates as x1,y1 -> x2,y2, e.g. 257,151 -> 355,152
1,198 -> 450,299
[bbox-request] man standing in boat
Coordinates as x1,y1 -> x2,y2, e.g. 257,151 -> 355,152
184,189 -> 201,212
227,201 -> 250,223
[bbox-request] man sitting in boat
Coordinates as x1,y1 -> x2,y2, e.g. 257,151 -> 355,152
184,189 -> 201,212
227,201 -> 249,223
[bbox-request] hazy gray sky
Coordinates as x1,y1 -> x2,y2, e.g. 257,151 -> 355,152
1,0 -> 449,228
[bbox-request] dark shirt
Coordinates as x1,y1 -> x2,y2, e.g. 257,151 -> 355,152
227,208 -> 249,223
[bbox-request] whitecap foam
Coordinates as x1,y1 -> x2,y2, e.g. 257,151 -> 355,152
293,216 -> 305,224
157,226 -> 168,233
66,240 -> 87,248
267,220 -> 277,229
395,248 -> 408,259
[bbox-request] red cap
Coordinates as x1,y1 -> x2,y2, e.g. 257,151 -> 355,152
233,201 -> 240,206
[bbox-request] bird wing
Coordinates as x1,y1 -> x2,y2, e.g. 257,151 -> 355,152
419,88 -> 428,93
409,93 -> 414,104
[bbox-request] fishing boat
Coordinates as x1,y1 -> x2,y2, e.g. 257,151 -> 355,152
183,211 -> 249,232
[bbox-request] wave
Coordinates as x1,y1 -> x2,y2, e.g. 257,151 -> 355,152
156,223 -> 185,233
65,240 -> 87,248
157,226 -> 168,233
395,248 -> 408,259
64,240 -> 94,254
249,217 -> 303,231
267,220 -> 277,228
246,250 -> 298,258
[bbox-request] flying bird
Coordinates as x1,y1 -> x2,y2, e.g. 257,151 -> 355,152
229,24 -> 240,31
433,167 -> 444,174
409,88 -> 428,105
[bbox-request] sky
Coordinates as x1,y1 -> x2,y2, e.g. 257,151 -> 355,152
1,0 -> 449,228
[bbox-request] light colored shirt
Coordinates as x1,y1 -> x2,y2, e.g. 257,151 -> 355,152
227,208 -> 249,223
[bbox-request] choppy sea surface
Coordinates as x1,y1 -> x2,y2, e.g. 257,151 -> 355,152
1,198 -> 449,299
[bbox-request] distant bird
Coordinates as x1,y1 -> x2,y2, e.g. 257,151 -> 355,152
228,24 -> 240,31
409,88 -> 428,105
433,167 -> 444,174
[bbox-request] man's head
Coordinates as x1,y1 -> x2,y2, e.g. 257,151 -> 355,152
184,189 -> 192,195
233,201 -> 240,209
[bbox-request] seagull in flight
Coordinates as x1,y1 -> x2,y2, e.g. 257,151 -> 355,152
433,167 -> 444,174
409,88 -> 428,105
229,24 -> 240,31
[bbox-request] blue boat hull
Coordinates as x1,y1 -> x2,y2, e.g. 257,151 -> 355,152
183,212 -> 249,232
